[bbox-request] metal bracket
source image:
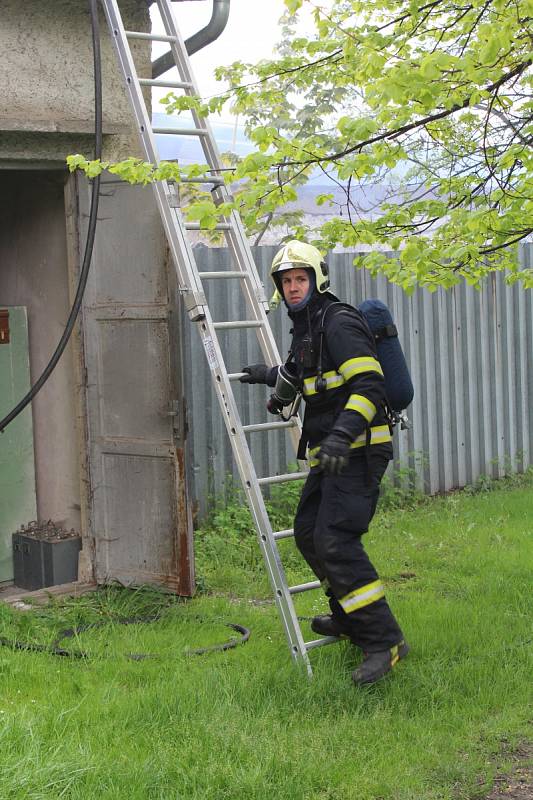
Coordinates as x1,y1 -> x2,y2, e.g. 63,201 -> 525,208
166,400 -> 179,418
177,286 -> 207,316
167,184 -> 181,209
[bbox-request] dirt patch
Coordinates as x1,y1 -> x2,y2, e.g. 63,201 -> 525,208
479,744 -> 533,800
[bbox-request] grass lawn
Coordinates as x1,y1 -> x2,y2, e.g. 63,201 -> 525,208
0,471 -> 531,799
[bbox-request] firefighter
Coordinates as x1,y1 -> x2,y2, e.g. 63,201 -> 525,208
240,240 -> 409,685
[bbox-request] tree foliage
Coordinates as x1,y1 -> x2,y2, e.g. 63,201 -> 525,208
70,0 -> 533,289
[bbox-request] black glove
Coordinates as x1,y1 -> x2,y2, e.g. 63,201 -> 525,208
239,364 -> 277,386
318,430 -> 352,475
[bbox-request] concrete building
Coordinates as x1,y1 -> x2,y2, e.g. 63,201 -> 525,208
0,0 -> 200,594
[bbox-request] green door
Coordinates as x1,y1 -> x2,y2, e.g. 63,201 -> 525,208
0,307 -> 37,583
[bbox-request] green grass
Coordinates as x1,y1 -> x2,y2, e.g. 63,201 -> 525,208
0,471 -> 531,799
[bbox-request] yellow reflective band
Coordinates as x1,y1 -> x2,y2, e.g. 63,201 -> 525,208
307,425 -> 392,467
345,394 -> 377,423
303,370 -> 344,396
339,357 -> 383,380
308,444 -> 321,468
391,645 -> 399,667
349,424 -> 391,449
340,579 -> 385,614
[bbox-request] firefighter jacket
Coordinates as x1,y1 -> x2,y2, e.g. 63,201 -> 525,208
286,292 -> 393,468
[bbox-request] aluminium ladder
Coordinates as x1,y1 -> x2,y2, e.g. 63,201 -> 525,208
100,0 -> 339,676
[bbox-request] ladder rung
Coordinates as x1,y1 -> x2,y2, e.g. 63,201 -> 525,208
125,31 -> 177,42
156,163 -> 225,186
184,222 -> 231,231
140,78 -> 194,89
153,127 -> 209,136
257,471 -> 308,486
213,320 -> 264,330
179,176 -> 225,185
228,372 -> 246,381
305,636 -> 341,652
273,528 -> 294,541
243,420 -> 296,433
289,580 -> 321,595
199,271 -> 249,280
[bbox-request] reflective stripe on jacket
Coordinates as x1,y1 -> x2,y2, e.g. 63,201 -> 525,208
287,293 -> 393,461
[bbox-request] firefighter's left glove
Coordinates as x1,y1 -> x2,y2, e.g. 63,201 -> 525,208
240,364 -> 277,387
318,431 -> 352,475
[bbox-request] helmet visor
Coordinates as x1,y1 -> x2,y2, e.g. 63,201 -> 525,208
273,261 -> 310,273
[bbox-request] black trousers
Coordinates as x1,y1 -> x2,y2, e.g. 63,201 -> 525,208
293,454 -> 403,652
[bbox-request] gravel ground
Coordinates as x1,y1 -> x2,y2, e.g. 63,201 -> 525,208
480,744 -> 533,800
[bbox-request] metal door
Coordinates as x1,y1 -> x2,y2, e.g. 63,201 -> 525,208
73,174 -> 194,593
0,307 -> 37,583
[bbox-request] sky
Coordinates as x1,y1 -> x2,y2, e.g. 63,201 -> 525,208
149,1 -> 340,189
150,0 -> 315,126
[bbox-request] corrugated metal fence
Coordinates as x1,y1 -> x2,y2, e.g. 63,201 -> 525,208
181,244 -> 533,518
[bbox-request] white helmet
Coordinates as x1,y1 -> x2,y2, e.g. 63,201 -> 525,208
270,240 -> 330,298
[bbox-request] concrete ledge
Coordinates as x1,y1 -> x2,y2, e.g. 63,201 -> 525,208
0,118 -> 124,135
0,581 -> 98,609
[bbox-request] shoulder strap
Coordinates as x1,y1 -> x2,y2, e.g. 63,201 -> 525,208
317,301 -> 374,373
315,302 -> 360,392
319,301 -> 357,328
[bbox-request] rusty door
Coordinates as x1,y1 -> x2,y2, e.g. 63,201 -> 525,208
70,174 -> 194,594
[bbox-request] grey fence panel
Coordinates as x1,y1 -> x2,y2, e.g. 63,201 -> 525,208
517,284 -> 531,469
182,244 -> 533,517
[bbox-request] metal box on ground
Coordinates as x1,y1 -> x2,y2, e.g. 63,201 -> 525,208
12,521 -> 81,591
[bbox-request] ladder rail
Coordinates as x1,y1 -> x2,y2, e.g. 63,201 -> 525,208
107,0 -> 295,395
100,0 -> 323,675
195,311 -> 312,673
154,0 -> 303,457
155,0 -> 270,318
101,0 -> 208,319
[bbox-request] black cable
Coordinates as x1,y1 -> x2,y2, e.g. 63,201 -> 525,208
185,623 -> 250,656
0,616 -> 251,661
0,635 -> 86,660
0,0 -> 102,434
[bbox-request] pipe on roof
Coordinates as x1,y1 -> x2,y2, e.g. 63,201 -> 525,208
152,0 -> 230,78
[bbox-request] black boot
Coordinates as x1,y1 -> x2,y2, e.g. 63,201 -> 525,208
352,640 -> 410,686
310,614 -> 352,639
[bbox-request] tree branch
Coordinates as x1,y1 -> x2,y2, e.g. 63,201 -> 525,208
479,229 -> 533,255
276,59 -> 532,169
253,212 -> 274,246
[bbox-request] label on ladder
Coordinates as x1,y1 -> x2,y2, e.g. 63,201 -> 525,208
204,336 -> 219,371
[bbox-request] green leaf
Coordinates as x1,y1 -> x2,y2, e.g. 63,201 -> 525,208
284,0 -> 303,13
479,36 -> 501,65
315,193 -> 335,207
66,154 -> 88,172
420,55 -> 441,80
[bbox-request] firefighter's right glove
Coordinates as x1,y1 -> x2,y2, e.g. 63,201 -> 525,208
239,364 -> 277,387
318,431 -> 352,475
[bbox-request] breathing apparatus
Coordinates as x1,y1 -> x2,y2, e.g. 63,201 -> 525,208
266,363 -> 302,420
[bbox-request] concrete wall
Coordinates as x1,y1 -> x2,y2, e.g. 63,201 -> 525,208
0,0 -> 152,165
